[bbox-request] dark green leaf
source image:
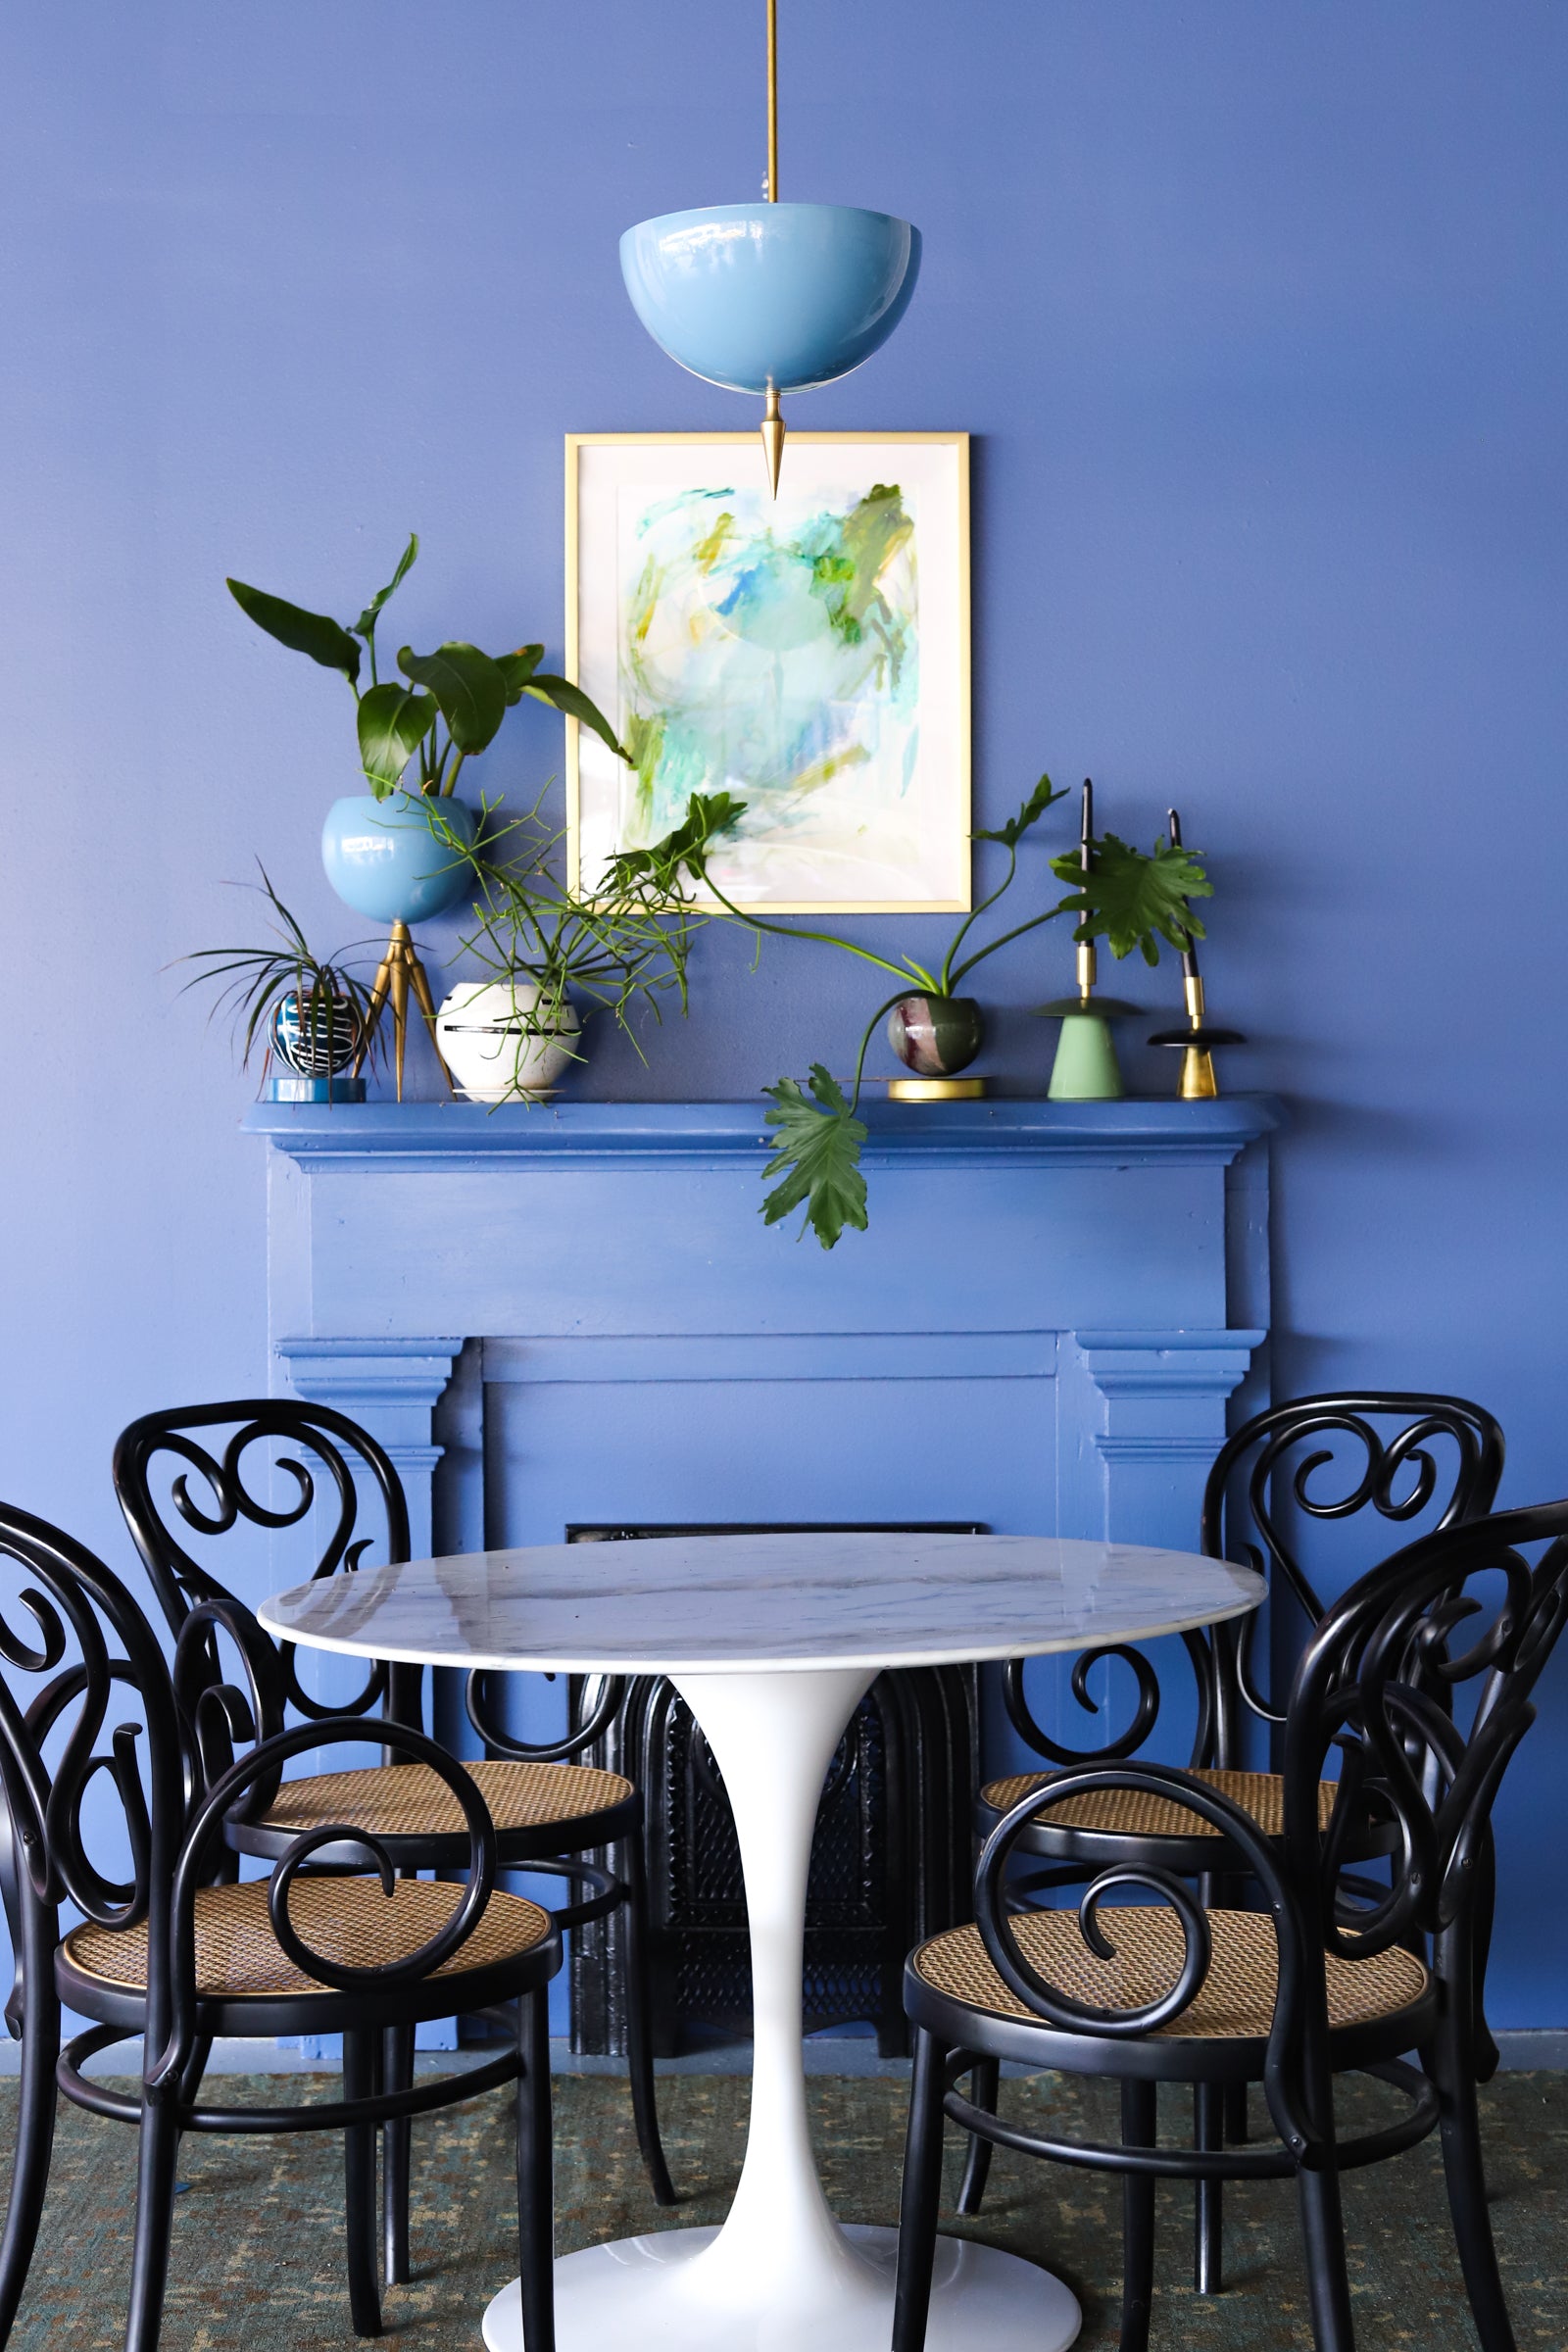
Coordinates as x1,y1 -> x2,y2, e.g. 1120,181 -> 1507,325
497,644 -> 546,703
973,772 -> 1068,850
523,673 -> 632,764
760,1065 -> 869,1250
1051,832 -> 1212,965
353,532 -> 419,638
606,792 -> 747,892
357,681 -> 437,797
227,578 -> 362,684
397,640 -> 509,754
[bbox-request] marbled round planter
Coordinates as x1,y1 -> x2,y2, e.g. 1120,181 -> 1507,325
885,995 -> 984,1077
435,982 -> 581,1102
271,989 -> 362,1078
320,792 -> 477,924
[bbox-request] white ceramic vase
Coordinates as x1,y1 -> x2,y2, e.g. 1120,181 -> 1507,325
435,981 -> 580,1102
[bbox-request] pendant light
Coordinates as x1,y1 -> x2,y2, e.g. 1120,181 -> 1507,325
619,0 -> 921,493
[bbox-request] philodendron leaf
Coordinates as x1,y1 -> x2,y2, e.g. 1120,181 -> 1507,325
524,673 -> 632,764
227,578 -> 362,684
973,771 -> 1068,850
397,640 -> 509,754
497,644 -> 545,704
357,681 -> 437,798
353,532 -> 419,639
1052,832 -> 1212,965
761,1065 -> 869,1250
607,792 -> 747,892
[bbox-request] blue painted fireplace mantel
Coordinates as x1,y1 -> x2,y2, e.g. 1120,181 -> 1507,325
242,1097 -> 1280,1597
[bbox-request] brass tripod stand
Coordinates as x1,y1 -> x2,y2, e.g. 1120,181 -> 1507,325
356,921 -> 453,1102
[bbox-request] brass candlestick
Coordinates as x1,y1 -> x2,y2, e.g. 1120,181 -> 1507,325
1148,806 -> 1243,1098
355,920 -> 454,1103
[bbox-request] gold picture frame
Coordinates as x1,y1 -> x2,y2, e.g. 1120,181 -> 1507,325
565,431 -> 972,914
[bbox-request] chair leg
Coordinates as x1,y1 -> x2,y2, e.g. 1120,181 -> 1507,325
892,2028 -> 949,2352
1427,2033 -> 1516,2352
1471,1838 -> 1501,2084
176,2035 -> 213,2111
381,2022 -> 414,2286
123,2095 -> 182,2352
342,2031 -> 383,2338
1120,2078 -> 1156,2352
1295,2162 -> 1355,2352
955,2056 -> 998,2216
621,1836 -> 676,2207
1223,2081 -> 1248,2143
517,1986 -> 556,2352
1193,2080 -> 1223,2294
0,1938 -> 58,2344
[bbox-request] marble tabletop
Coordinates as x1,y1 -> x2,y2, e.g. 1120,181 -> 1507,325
259,1531 -> 1265,1677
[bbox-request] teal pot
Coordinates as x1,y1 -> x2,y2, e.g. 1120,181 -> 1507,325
886,995 -> 984,1077
320,792 -> 477,925
270,988 -> 361,1078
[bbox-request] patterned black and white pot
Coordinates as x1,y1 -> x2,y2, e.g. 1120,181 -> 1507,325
885,994 -> 984,1077
271,989 -> 363,1078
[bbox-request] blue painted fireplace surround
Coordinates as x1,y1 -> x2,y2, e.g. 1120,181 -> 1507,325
246,1093 -> 1277,1997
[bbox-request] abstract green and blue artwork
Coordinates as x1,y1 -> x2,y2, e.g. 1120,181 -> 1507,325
569,434 -> 970,910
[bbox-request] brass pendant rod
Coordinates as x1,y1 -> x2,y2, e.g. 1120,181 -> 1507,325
766,0 -> 779,200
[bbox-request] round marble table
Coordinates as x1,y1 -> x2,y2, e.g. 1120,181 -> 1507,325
261,1531 -> 1264,2352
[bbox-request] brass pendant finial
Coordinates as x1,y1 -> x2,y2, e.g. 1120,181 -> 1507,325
760,386 -> 785,497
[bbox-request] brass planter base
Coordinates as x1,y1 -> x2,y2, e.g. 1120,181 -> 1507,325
357,920 -> 454,1102
887,1075 -> 987,1102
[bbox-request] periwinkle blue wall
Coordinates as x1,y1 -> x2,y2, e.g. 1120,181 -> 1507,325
2,3 -> 1566,2024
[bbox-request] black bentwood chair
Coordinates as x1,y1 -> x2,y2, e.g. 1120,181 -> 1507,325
894,1500 -> 1568,2352
0,1501 -> 561,2351
964,1392 -> 1504,2263
112,1401 -> 675,2278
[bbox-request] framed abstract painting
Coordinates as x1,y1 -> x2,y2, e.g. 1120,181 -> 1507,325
566,431 -> 970,912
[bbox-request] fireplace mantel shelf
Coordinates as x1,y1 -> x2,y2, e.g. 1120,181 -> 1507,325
243,1094 -> 1282,1172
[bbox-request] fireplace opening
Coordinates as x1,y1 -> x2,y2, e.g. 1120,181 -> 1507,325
562,1523 -> 984,2059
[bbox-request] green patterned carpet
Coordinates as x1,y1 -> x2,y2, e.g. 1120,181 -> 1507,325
3,2069 -> 1563,2348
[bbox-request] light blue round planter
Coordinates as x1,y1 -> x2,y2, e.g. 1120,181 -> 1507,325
619,203 -> 921,394
320,793 -> 477,925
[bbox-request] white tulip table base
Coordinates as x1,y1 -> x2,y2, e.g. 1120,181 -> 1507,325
482,2225 -> 1081,2352
481,1664 -> 1082,2352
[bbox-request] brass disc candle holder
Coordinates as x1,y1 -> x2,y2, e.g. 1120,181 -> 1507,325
1147,807 -> 1243,1098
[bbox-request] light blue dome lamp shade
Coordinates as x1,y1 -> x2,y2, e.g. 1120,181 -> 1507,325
619,0 -> 920,494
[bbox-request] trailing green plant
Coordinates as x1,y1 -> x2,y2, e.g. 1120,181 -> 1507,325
178,866 -> 381,1078
226,533 -> 629,801
678,773 -> 1212,1248
422,788 -> 747,1079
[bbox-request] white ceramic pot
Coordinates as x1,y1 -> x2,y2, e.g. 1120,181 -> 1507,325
435,981 -> 581,1102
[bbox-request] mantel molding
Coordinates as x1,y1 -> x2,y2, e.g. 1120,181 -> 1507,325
243,1095 -> 1283,1175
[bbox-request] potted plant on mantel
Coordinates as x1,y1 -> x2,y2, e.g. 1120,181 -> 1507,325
226,533 -> 631,1092
423,789 -> 746,1101
676,773 -> 1212,1248
228,532 -> 627,922
179,867 -> 381,1102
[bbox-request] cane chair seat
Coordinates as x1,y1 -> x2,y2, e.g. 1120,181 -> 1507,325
979,1766 -> 1339,1843
911,1906 -> 1430,2042
253,1756 -> 634,1844
65,1877 -> 553,2002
